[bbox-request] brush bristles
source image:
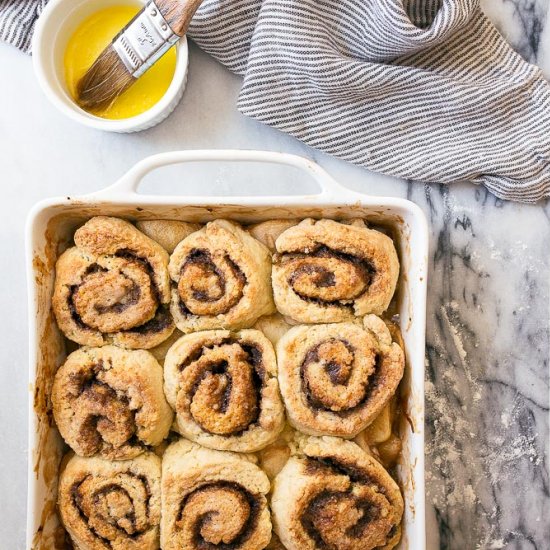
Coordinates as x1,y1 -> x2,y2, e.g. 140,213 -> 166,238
76,46 -> 136,112
160,0 -> 204,36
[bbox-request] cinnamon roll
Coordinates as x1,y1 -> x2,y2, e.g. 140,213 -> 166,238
164,329 -> 285,452
53,216 -> 174,349
257,423 -> 295,480
58,451 -> 161,550
271,435 -> 403,550
136,220 -> 201,253
149,328 -> 183,365
354,400 -> 403,470
161,439 -> 272,550
266,534 -> 287,550
272,219 -> 399,323
52,346 -> 173,460
168,220 -> 275,333
253,313 -> 294,346
247,219 -> 300,253
363,402 -> 393,445
277,315 -> 404,438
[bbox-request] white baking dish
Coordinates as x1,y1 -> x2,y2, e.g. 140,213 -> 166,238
26,150 -> 428,550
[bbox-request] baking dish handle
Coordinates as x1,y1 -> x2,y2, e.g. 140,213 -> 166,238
87,150 -> 359,201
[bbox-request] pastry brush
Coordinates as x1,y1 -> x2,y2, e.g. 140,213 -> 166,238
76,0 -> 203,112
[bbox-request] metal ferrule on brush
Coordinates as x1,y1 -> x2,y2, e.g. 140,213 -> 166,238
112,0 -> 179,79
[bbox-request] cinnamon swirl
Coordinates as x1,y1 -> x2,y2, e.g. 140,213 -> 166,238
271,435 -> 404,550
161,439 -> 272,550
272,219 -> 399,323
52,346 -> 173,460
169,220 -> 275,333
58,451 -> 161,550
53,216 -> 174,349
164,329 -> 285,452
277,315 -> 404,437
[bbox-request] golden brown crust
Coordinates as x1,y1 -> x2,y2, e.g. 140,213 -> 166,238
161,439 -> 272,550
362,402 -> 393,445
257,423 -> 295,481
271,435 -> 404,550
247,219 -> 300,253
148,328 -> 183,365
354,398 -> 403,470
164,329 -> 285,452
253,313 -> 294,346
136,220 -> 202,253
52,346 -> 173,460
277,315 -> 404,438
58,452 -> 162,550
53,217 -> 174,349
169,220 -> 275,333
265,533 -> 287,550
49,215 -> 407,550
272,219 -> 399,323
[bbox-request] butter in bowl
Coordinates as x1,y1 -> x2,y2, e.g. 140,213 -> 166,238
32,0 -> 190,132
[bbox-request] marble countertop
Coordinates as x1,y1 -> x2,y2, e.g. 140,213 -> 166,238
0,1 -> 548,548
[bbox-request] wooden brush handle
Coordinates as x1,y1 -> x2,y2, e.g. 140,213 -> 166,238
157,0 -> 205,36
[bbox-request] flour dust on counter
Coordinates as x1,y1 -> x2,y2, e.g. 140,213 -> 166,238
405,181 -> 550,550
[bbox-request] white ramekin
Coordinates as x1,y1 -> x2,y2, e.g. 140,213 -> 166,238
32,0 -> 188,133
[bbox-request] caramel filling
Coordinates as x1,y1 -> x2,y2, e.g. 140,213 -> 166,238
301,339 -> 376,413
178,249 -> 246,316
176,481 -> 260,549
177,340 -> 264,436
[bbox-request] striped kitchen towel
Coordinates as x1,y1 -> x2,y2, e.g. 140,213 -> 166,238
2,0 -> 550,202
0,0 -> 47,52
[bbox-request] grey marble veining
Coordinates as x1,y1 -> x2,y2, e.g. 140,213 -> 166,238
482,0 -> 547,64
412,182 -> 550,549
416,3 -> 550,548
0,1 -> 548,549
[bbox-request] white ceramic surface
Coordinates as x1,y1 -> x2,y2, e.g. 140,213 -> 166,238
32,0 -> 189,133
26,150 -> 428,550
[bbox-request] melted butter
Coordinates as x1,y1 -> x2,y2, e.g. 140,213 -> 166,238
64,5 -> 177,119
